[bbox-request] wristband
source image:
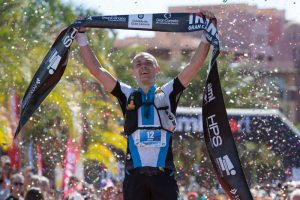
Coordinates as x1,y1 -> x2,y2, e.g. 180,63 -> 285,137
76,32 -> 89,47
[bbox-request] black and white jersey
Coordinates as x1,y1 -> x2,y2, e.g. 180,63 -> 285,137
111,77 -> 185,170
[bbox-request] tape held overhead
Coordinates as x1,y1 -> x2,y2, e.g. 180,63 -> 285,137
15,12 -> 253,199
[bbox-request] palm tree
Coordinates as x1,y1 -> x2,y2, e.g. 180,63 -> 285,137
0,0 -> 127,178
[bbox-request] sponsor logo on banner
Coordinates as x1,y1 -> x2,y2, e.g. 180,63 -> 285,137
177,115 -> 203,133
216,155 -> 237,177
188,14 -> 219,41
230,188 -> 241,200
101,16 -> 127,22
176,114 -> 253,135
206,114 -> 222,148
47,49 -> 62,75
188,14 -> 208,30
155,13 -> 179,25
62,28 -> 77,47
128,14 -> 153,29
22,78 -> 41,109
204,83 -> 215,105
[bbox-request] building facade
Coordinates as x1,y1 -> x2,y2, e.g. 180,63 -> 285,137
114,4 -> 300,124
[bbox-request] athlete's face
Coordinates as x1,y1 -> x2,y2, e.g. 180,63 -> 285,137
132,55 -> 160,86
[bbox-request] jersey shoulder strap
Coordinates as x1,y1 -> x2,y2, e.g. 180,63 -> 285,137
124,88 -> 175,135
124,90 -> 141,135
127,90 -> 142,110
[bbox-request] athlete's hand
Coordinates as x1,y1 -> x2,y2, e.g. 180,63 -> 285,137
76,16 -> 87,33
75,16 -> 89,47
201,10 -> 215,20
200,10 -> 216,44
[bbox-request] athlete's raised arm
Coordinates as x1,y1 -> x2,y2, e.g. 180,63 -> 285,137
178,10 -> 214,87
75,22 -> 117,92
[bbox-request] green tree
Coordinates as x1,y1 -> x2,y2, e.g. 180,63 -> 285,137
239,141 -> 284,185
0,0 -> 127,178
161,52 -> 280,109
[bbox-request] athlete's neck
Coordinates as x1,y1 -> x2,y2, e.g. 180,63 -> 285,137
139,83 -> 156,94
137,78 -> 156,94
139,85 -> 150,94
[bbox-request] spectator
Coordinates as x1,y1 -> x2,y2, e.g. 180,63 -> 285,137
30,175 -> 42,189
187,192 -> 198,200
114,181 -> 123,200
1,156 -> 12,189
198,187 -> 207,200
39,176 -> 51,198
24,187 -> 44,200
0,169 -> 10,200
23,167 -> 34,192
290,189 -> 300,200
187,176 -> 200,193
80,181 -> 96,200
66,176 -> 84,200
5,173 -> 24,200
68,192 -> 84,200
100,179 -> 116,200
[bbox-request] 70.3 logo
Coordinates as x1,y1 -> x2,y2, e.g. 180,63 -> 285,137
62,28 -> 78,47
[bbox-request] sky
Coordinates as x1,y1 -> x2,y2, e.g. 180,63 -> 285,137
61,0 -> 300,38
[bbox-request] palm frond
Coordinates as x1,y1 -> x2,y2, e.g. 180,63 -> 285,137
85,143 -> 118,175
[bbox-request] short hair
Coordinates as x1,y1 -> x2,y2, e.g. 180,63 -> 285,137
68,175 -> 80,187
1,155 -> 11,165
40,176 -> 49,185
40,176 -> 50,191
131,52 -> 158,68
30,174 -> 42,188
11,173 -> 24,183
25,187 -> 44,200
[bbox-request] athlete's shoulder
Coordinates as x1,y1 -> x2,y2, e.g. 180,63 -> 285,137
161,77 -> 185,94
111,80 -> 134,98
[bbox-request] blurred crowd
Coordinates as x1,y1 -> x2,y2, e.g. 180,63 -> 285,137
177,176 -> 300,200
1,155 -> 300,200
0,155 -> 102,200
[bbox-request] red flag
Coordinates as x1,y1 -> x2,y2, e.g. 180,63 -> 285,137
37,145 -> 43,176
62,137 -> 82,199
7,90 -> 21,170
6,140 -> 21,170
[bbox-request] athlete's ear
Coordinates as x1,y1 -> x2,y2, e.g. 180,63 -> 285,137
131,67 -> 137,78
155,65 -> 160,73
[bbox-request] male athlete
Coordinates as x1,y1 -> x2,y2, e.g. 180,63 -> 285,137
76,10 -> 214,200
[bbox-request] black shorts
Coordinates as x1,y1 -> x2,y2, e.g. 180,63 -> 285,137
123,167 -> 179,200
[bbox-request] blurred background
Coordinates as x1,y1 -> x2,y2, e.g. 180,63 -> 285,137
1,0 -> 300,199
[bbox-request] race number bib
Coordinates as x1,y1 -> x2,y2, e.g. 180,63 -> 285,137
134,130 -> 166,147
